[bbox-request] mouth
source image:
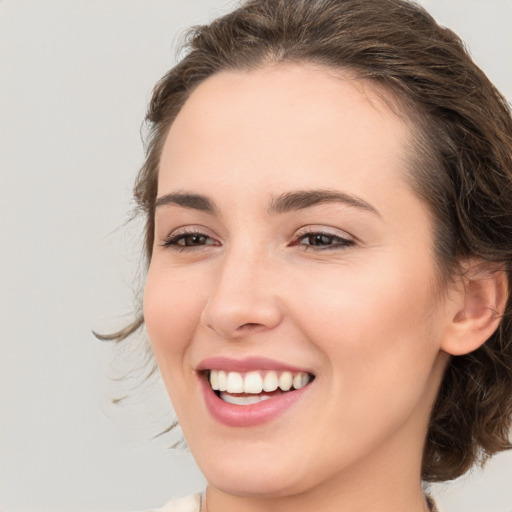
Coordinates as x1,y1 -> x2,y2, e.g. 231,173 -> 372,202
197,357 -> 316,426
205,369 -> 315,406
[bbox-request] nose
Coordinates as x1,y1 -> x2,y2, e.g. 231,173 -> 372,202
200,249 -> 283,339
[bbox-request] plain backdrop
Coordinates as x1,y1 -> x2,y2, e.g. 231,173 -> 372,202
1,1 -> 511,511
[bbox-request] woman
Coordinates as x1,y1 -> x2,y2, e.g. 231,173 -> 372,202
106,0 -> 512,510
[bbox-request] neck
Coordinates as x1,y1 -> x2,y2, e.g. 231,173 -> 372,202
203,444 -> 430,512
204,483 -> 431,512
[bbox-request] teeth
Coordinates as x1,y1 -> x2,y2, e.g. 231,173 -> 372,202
210,370 -> 219,390
220,393 -> 273,405
218,370 -> 227,392
293,372 -> 306,390
209,370 -> 311,394
262,371 -> 279,392
244,371 -> 263,394
279,371 -> 293,391
226,372 -> 244,393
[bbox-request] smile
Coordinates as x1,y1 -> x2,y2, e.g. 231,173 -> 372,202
198,358 -> 315,427
208,370 -> 313,405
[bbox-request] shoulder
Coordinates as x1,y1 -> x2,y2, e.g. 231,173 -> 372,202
148,493 -> 202,512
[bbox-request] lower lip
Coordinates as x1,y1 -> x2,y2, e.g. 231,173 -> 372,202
200,376 -> 311,427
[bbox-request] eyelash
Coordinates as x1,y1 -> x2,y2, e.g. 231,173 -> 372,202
293,230 -> 355,251
160,229 -> 218,252
160,229 -> 355,252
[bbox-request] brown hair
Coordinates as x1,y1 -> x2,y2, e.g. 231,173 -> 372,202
105,0 -> 512,482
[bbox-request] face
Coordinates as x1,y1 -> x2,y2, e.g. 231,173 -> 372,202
144,64 -> 452,501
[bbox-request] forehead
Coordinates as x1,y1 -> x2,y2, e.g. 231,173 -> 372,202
159,63 -> 413,197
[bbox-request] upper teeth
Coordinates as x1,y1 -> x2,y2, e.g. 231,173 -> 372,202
209,370 -> 311,394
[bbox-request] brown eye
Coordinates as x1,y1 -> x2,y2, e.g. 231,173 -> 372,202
161,230 -> 218,250
302,234 -> 336,246
178,234 -> 209,246
296,231 -> 355,251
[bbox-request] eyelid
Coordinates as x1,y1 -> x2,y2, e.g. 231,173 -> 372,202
291,225 -> 356,251
294,225 -> 355,241
159,225 -> 221,250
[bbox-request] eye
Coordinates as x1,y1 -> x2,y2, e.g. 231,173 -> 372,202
295,231 -> 355,251
161,230 -> 219,251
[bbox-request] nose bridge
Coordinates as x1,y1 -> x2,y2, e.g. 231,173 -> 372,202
200,240 -> 282,338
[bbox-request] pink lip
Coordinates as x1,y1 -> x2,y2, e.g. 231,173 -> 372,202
199,375 -> 311,427
197,356 -> 311,373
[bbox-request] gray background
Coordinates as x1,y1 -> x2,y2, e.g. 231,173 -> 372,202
1,1 -> 511,511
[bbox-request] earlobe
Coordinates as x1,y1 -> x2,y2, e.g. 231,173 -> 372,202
441,261 -> 508,356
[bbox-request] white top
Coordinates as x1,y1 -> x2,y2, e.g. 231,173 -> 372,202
151,493 -> 439,511
151,493 -> 201,512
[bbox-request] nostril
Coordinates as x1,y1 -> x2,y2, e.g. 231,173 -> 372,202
205,320 -> 268,338
241,322 -> 263,329
237,322 -> 268,334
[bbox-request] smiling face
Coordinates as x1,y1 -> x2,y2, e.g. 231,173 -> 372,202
144,64 -> 454,508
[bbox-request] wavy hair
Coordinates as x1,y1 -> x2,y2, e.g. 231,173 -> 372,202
101,0 -> 512,482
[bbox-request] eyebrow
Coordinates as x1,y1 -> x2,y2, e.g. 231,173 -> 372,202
155,192 -> 218,214
268,189 -> 381,217
154,189 -> 380,217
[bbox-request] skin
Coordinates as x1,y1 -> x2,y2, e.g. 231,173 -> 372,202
144,63 -> 464,512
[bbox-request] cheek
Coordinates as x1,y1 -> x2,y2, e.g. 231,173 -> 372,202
284,261 -> 443,458
143,263 -> 205,366
288,253 -> 442,384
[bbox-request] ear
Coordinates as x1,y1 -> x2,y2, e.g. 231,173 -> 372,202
441,260 -> 509,356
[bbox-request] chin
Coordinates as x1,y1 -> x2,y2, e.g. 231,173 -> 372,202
207,470 -> 301,498
196,449 -> 311,498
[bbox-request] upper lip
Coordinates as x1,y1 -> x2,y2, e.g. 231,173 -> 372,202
196,356 -> 314,374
